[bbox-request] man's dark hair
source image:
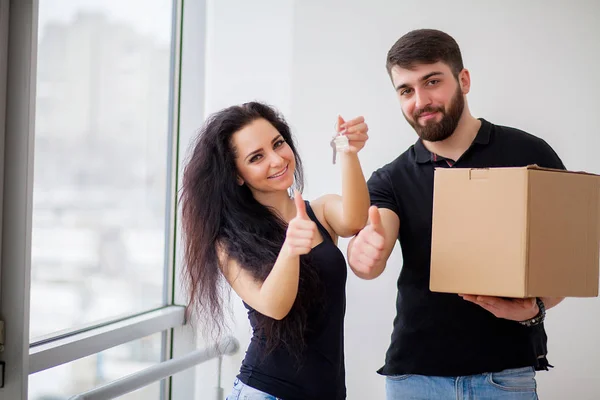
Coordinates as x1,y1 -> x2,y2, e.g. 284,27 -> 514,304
386,29 -> 464,78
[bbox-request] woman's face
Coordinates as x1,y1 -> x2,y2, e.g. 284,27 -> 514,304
231,118 -> 296,196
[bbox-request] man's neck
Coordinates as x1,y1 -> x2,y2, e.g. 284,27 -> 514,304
422,114 -> 481,162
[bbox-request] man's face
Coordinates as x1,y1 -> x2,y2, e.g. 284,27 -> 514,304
390,62 -> 467,142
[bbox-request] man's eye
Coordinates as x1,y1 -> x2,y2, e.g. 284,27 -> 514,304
427,80 -> 439,86
401,88 -> 412,96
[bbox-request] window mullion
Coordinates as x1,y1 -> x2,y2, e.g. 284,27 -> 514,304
0,0 -> 39,397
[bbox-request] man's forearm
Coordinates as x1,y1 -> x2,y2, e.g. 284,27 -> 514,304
541,296 -> 564,310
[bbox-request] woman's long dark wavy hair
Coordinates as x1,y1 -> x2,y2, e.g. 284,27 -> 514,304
180,101 -> 322,360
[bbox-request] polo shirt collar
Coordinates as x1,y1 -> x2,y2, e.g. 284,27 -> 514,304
414,118 -> 491,164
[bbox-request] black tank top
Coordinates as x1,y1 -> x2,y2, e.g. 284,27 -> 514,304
237,201 -> 347,400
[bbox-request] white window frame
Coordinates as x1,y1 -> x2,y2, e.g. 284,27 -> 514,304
170,0 -> 210,397
1,1 -> 39,396
0,0 -> 9,321
0,0 -> 221,398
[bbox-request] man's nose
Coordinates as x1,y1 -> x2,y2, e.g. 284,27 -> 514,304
414,89 -> 432,111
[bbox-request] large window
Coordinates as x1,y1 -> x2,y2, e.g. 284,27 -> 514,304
0,0 -> 240,398
30,0 -> 175,340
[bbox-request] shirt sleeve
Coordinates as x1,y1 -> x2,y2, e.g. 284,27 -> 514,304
367,167 -> 400,217
536,138 -> 566,170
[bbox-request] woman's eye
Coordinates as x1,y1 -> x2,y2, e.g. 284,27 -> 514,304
274,139 -> 285,148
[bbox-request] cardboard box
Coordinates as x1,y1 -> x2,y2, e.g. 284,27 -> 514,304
430,165 -> 600,298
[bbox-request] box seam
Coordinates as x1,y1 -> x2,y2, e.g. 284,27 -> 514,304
524,170 -> 531,298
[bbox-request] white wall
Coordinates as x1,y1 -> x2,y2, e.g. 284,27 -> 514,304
201,1 -> 600,399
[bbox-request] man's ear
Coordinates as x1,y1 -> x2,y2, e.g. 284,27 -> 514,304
459,68 -> 471,94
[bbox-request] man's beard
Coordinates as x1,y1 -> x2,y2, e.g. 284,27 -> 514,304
404,85 -> 464,142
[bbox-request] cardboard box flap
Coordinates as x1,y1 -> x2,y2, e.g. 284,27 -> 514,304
525,164 -> 600,177
434,164 -> 600,178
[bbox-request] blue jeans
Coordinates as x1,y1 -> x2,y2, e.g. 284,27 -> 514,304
226,378 -> 283,400
386,366 -> 538,400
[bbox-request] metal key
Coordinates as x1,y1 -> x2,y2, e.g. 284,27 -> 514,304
330,135 -> 338,164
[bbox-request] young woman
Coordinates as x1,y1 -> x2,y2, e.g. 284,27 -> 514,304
180,101 -> 370,400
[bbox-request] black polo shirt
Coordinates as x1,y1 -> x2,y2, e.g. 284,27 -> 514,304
368,118 -> 565,377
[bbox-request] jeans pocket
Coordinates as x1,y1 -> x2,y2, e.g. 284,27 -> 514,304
226,378 -> 243,400
488,367 -> 537,392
